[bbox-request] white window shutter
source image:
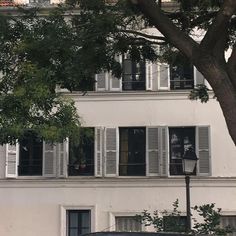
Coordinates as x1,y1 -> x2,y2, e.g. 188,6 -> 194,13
146,127 -> 160,176
104,127 -> 118,177
5,143 -> 19,178
57,139 -> 68,178
95,72 -> 108,91
145,61 -> 153,91
196,126 -> 211,176
158,63 -> 170,90
159,127 -> 168,176
43,142 -> 57,177
95,127 -> 103,177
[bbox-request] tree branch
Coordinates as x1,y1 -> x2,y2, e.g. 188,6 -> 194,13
200,0 -> 236,51
120,29 -> 166,42
128,0 -> 199,60
227,44 -> 236,90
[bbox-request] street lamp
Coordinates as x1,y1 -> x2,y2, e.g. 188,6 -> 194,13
182,147 -> 198,232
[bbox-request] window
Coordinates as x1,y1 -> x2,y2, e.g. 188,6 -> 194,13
67,210 -> 91,236
170,61 -> 194,90
122,56 -> 146,91
18,133 -> 43,176
169,127 -> 196,175
163,216 -> 187,232
69,128 -> 95,176
115,216 -> 142,232
221,216 -> 236,236
119,127 -> 146,176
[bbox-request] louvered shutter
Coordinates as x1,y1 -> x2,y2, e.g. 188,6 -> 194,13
146,127 -> 160,176
105,127 -> 118,177
95,72 -> 108,91
57,139 -> 68,178
158,63 -> 170,90
43,142 -> 57,177
145,61 -> 153,90
159,127 -> 168,176
197,126 -> 211,176
95,127 -> 103,177
5,143 -> 19,178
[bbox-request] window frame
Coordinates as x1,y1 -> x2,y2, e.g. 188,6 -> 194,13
60,205 -> 96,236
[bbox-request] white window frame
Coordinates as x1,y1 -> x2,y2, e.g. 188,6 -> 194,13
60,205 -> 96,236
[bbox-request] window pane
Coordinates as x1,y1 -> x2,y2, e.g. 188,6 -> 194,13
119,127 -> 146,176
67,210 -> 91,236
19,132 -> 43,176
169,127 -> 195,175
122,57 -> 146,91
170,61 -> 194,90
69,128 -> 94,176
116,216 -> 142,232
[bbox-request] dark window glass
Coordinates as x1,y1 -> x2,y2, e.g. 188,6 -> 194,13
170,61 -> 194,90
163,216 -> 187,232
169,127 -> 196,175
19,133 -> 43,176
122,56 -> 146,91
119,127 -> 146,176
67,210 -> 91,236
69,128 -> 94,176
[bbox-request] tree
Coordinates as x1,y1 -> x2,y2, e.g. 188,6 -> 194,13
0,0 -> 236,145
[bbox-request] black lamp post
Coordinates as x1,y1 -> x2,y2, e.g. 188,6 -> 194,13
182,147 -> 198,232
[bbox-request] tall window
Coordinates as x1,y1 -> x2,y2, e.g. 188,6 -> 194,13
115,216 -> 142,232
69,128 -> 94,176
122,56 -> 146,91
163,216 -> 187,232
119,127 -> 146,176
67,210 -> 91,236
170,60 -> 194,90
18,133 -> 43,176
169,127 -> 196,175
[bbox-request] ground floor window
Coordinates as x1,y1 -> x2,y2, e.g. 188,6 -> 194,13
67,210 -> 91,236
119,127 -> 146,176
169,127 -> 196,175
115,216 -> 142,232
163,216 -> 187,232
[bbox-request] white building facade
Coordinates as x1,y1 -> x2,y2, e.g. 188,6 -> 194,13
0,56 -> 236,236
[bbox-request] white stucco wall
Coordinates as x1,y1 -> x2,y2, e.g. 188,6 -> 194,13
0,178 -> 236,236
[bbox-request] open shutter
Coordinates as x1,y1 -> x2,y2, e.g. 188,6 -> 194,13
105,127 -> 118,177
43,142 -> 57,177
95,127 -> 103,177
159,127 -> 168,176
5,143 -> 19,178
95,72 -> 108,91
57,139 -> 68,178
146,127 -> 160,176
158,63 -> 170,90
146,61 -> 153,90
196,126 -> 211,176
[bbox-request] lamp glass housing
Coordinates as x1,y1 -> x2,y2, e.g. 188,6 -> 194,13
182,159 -> 197,175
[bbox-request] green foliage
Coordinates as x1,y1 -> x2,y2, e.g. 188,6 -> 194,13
136,200 -> 233,235
189,84 -> 210,103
